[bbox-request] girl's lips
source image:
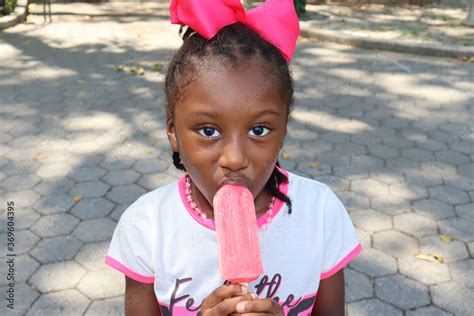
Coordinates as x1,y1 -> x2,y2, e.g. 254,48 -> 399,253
217,178 -> 251,191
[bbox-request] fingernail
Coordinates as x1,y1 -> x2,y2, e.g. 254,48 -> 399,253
251,293 -> 258,300
240,285 -> 248,294
236,302 -> 246,313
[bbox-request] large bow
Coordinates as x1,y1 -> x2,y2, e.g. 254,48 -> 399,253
170,0 -> 300,61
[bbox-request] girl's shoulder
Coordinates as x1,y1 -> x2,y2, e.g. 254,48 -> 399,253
286,170 -> 333,197
117,177 -> 181,225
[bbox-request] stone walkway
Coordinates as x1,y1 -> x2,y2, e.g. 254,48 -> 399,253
298,2 -> 474,59
0,2 -> 473,315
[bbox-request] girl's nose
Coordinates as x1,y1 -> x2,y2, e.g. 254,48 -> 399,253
218,136 -> 249,172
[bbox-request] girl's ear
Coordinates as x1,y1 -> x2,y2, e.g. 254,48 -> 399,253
166,117 -> 179,152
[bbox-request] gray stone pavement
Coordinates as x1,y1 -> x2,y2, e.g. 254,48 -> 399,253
0,1 -> 473,315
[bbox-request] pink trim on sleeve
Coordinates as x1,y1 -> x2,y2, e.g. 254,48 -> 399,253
320,243 -> 362,280
105,255 -> 155,284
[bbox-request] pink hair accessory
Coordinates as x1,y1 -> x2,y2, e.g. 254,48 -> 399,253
169,0 -> 300,61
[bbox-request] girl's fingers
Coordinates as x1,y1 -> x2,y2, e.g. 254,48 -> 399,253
236,298 -> 282,314
207,293 -> 255,316
201,283 -> 249,310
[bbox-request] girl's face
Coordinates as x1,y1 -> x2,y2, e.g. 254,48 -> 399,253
167,59 -> 288,214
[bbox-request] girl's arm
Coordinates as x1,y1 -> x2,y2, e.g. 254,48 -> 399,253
125,276 -> 162,316
311,269 -> 345,316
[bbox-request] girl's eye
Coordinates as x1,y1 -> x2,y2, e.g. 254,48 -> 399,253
249,126 -> 271,137
197,126 -> 270,138
198,127 -> 221,138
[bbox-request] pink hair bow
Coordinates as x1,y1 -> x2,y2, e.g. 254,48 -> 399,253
170,0 -> 300,61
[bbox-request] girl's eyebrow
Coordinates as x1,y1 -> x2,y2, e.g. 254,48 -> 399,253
191,109 -> 281,118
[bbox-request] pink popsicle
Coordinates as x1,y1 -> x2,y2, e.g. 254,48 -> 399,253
213,184 -> 264,283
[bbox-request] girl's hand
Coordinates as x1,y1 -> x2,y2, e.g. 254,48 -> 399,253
200,283 -> 257,316
231,297 -> 284,316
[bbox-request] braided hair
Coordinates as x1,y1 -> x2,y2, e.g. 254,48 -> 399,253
164,23 -> 293,214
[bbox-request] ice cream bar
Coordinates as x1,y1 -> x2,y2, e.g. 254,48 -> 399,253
213,184 -> 264,283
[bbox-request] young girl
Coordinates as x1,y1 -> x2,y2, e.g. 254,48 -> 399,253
105,0 -> 361,315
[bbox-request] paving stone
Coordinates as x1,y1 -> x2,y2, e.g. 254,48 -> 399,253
69,180 -> 111,198
30,236 -> 83,264
373,230 -> 418,258
35,162 -> 73,179
345,268 -> 373,303
75,241 -> 110,270
351,178 -> 389,198
369,168 -> 405,184
420,161 -> 458,177
399,257 -> 451,285
29,260 -> 86,292
382,136 -> 414,149
350,209 -> 392,232
355,228 -> 371,249
71,198 -> 115,220
295,162 -> 332,179
0,229 -> 40,254
31,213 -> 79,238
368,144 -> 399,159
77,268 -> 125,299
27,289 -> 90,316
431,282 -> 474,316
314,175 -> 350,192
320,132 -> 350,144
132,158 -> 168,174
333,165 -> 369,181
401,147 -> 435,162
68,166 -> 107,182
346,298 -> 402,316
337,191 -> 371,212
33,194 -> 76,215
468,241 -> 474,257
106,183 -> 146,204
375,274 -> 429,309
394,213 -> 438,237
406,306 -> 453,316
429,185 -> 470,205
386,158 -> 419,170
85,296 -> 124,316
33,177 -> 76,195
370,195 -> 412,215
438,218 -> 474,242
350,154 -> 385,169
449,259 -> 474,288
72,218 -> 116,243
413,199 -> 456,220
102,169 -> 141,185
435,150 -> 471,165
0,208 -> 40,233
458,162 -> 474,177
444,174 -> 474,192
0,283 -> 39,316
455,203 -> 474,222
389,182 -> 428,201
334,142 -> 364,155
300,140 -> 332,155
0,254 -> 39,285
405,168 -> 444,187
420,235 -> 468,263
0,174 -> 41,191
109,203 -> 128,222
349,248 -> 397,277
3,190 -> 40,208
100,156 -> 136,171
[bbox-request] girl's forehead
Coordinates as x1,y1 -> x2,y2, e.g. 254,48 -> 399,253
182,60 -> 285,112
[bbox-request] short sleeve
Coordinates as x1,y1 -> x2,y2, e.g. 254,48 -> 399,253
320,186 -> 362,280
105,199 -> 155,284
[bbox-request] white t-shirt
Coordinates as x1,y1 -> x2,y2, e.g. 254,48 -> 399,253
105,168 -> 361,315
